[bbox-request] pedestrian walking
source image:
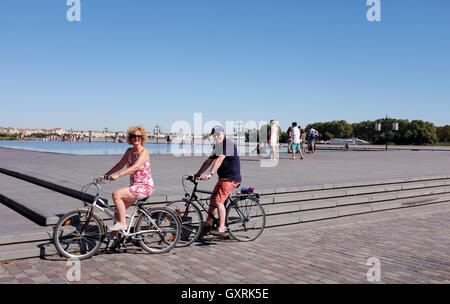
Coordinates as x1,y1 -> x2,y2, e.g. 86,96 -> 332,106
269,120 -> 278,161
290,122 -> 304,160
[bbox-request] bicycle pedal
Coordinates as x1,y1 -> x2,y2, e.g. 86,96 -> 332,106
200,226 -> 211,237
108,239 -> 122,251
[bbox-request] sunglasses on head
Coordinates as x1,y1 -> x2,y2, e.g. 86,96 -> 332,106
131,134 -> 143,139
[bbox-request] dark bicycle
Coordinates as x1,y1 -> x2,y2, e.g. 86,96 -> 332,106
167,175 -> 266,247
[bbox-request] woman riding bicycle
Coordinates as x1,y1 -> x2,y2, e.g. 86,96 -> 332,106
101,125 -> 154,232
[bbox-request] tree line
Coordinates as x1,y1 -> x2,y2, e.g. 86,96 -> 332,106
246,119 -> 450,145
306,119 -> 449,145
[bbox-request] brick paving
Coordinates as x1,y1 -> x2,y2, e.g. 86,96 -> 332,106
0,208 -> 449,284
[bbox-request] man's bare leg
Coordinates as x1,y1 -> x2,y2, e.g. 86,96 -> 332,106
204,200 -> 226,233
204,199 -> 217,227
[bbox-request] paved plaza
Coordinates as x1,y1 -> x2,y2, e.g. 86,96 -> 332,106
0,203 -> 449,284
1,147 -> 450,196
0,147 -> 449,284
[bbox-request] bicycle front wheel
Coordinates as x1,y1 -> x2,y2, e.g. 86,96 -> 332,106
53,209 -> 105,260
226,196 -> 266,242
135,207 -> 181,254
167,200 -> 203,247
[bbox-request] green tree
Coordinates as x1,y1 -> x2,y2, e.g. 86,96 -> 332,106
437,125 -> 450,143
306,120 -> 353,141
405,120 -> 438,145
279,131 -> 290,143
0,133 -> 19,140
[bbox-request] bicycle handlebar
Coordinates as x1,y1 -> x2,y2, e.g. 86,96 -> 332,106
186,175 -> 199,183
93,175 -> 109,185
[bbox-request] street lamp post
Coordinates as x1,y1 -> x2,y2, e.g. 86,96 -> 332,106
104,127 -> 108,143
375,116 -> 399,150
153,125 -> 161,145
234,121 -> 245,146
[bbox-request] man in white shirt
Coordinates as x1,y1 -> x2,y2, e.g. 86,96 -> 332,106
291,122 -> 304,160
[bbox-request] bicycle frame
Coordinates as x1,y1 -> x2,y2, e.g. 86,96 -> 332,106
183,177 -> 252,227
84,182 -> 161,238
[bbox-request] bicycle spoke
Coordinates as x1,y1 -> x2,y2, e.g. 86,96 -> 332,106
54,210 -> 103,259
136,207 -> 180,253
227,197 -> 265,242
78,238 -> 87,254
167,200 -> 202,247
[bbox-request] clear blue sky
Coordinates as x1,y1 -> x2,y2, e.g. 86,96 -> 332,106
1,0 -> 449,132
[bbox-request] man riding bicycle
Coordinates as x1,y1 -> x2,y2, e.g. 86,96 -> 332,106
191,126 -> 241,237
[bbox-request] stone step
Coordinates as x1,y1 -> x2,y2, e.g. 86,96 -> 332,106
0,240 -> 57,262
0,166 -> 177,204
0,238 -> 115,262
6,190 -> 446,247
264,191 -> 450,217
0,174 -> 85,226
2,195 -> 450,262
261,184 -> 450,207
264,193 -> 450,228
0,167 -> 108,205
0,171 -> 171,227
0,203 -> 53,245
257,175 -> 450,196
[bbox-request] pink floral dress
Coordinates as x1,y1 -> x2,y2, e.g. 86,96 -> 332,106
128,150 -> 155,200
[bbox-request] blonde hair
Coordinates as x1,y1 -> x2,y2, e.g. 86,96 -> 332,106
126,125 -> 147,145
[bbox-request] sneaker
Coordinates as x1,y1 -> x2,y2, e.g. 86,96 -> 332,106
108,222 -> 127,232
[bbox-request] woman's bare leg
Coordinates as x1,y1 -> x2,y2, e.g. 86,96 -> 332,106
112,187 -> 136,226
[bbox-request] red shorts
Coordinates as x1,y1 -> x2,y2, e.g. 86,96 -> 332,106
210,178 -> 240,204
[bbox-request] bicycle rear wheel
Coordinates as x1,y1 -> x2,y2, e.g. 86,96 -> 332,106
135,206 -> 181,254
167,200 -> 203,247
53,209 -> 105,260
226,196 -> 266,242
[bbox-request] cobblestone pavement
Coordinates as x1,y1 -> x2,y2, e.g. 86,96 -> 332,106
0,208 -> 449,284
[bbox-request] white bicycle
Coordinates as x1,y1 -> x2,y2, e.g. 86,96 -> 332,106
53,177 -> 181,260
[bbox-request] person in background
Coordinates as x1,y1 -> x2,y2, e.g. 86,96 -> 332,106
301,128 -> 307,154
269,120 -> 278,161
309,128 -> 319,153
291,122 -> 304,160
287,125 -> 293,153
